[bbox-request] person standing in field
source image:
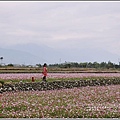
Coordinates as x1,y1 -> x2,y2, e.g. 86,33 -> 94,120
42,63 -> 47,82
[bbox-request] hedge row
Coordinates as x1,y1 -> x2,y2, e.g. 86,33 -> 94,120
0,78 -> 120,93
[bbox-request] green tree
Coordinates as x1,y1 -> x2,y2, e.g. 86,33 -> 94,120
7,64 -> 14,67
93,62 -> 99,68
36,64 -> 42,67
107,61 -> 114,68
100,62 -> 106,68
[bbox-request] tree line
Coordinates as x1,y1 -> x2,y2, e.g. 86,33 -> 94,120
1,61 -> 120,69
49,61 -> 120,69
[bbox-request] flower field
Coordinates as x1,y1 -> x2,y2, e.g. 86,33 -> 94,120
0,73 -> 120,81
0,73 -> 120,118
0,84 -> 120,118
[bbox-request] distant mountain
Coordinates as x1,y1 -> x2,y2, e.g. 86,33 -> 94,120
5,43 -> 120,65
0,47 -> 45,65
64,47 -> 120,64
7,43 -> 62,64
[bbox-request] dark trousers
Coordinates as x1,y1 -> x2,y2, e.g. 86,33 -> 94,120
42,76 -> 47,82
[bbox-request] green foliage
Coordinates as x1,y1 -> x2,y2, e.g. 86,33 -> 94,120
36,64 -> 42,67
0,80 -> 4,86
7,64 -> 14,67
49,61 -> 120,69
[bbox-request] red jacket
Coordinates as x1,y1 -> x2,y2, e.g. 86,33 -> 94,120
42,67 -> 47,76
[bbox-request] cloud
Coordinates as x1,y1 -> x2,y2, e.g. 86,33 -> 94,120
0,1 -> 120,56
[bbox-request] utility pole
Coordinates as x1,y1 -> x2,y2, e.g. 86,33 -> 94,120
59,58 -> 61,64
0,57 -> 3,65
118,58 -> 120,68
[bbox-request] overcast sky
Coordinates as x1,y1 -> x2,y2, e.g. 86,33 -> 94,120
0,1 -> 120,56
